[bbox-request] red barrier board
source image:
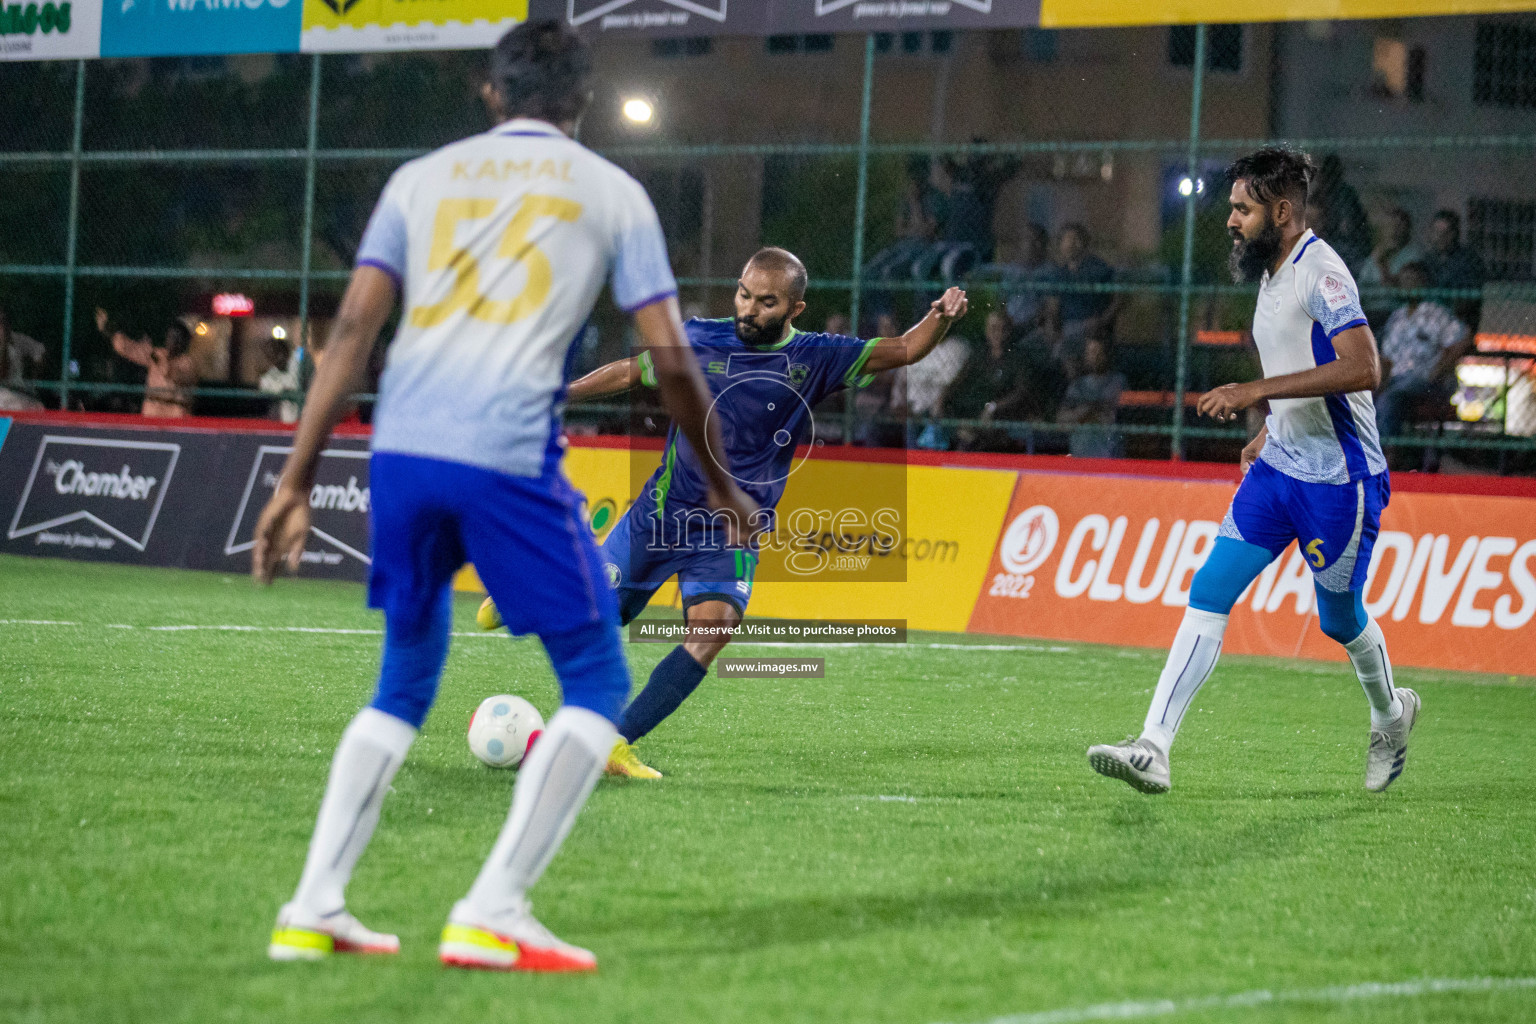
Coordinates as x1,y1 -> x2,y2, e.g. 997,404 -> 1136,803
969,471 -> 1536,677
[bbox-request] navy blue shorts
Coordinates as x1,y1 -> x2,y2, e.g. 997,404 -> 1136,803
368,452 -> 619,635
1222,459 -> 1390,594
598,497 -> 756,624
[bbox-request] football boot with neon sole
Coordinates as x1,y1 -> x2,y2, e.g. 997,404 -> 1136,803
439,900 -> 597,973
268,903 -> 400,960
605,738 -> 662,779
477,596 -> 503,631
1087,736 -> 1171,794
1366,687 -> 1420,792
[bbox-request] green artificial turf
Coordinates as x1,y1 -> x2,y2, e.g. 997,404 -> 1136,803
2,553 -> 1534,1024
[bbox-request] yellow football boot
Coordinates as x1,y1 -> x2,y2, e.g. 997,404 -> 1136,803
476,596 -> 503,631
605,739 -> 662,779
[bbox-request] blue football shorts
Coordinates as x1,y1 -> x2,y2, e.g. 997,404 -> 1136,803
598,495 -> 756,624
1220,458 -> 1390,594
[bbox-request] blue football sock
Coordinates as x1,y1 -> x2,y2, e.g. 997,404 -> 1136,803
618,646 -> 707,744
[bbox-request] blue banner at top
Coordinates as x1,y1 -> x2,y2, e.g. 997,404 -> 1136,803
101,0 -> 302,57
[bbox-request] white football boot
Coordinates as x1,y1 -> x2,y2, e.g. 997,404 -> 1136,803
268,902 -> 400,960
439,898 -> 597,973
1087,736 -> 1171,794
1366,687 -> 1420,793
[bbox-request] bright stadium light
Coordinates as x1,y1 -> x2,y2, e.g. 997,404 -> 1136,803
622,97 -> 655,125
1178,176 -> 1206,197
272,325 -> 288,340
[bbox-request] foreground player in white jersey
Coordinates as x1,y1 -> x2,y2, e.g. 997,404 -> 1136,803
1088,148 -> 1419,795
252,21 -> 753,971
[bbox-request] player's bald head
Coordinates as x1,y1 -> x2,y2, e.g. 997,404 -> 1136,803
743,247 -> 808,304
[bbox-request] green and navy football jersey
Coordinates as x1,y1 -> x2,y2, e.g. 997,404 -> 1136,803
634,317 -> 880,535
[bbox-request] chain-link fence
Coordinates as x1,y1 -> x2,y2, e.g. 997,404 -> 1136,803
2,19 -> 1534,473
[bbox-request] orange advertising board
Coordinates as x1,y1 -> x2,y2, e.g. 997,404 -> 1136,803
969,470 -> 1536,676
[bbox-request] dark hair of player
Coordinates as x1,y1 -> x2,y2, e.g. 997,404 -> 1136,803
489,19 -> 593,126
745,247 -> 808,303
1227,147 -> 1315,214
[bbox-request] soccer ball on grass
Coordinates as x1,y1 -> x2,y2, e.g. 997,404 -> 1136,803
467,695 -> 544,768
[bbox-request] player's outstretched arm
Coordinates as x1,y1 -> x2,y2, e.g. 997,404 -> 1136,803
252,265 -> 396,584
1198,325 -> 1381,423
862,287 -> 968,374
631,297 -> 758,537
567,357 -> 643,402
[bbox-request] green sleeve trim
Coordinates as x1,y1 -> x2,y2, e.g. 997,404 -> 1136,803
843,336 -> 884,389
637,350 -> 658,388
653,439 -> 677,515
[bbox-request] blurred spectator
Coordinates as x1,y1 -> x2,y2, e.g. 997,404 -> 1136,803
1359,207 -> 1423,288
1038,224 -> 1120,373
1374,262 -> 1473,442
1056,337 -> 1126,458
823,313 -> 851,337
1310,154 -> 1372,274
913,158 -> 987,284
97,307 -> 198,418
1423,209 -> 1486,331
997,222 -> 1051,331
864,157 -> 941,309
946,311 -> 1042,451
0,319 -> 44,411
257,335 -> 301,424
1358,207 -> 1423,324
852,313 -> 900,446
891,313 -> 969,450
1,305 -> 46,389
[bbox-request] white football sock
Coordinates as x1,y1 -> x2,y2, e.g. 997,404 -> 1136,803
1343,617 -> 1404,728
291,707 -> 416,915
1140,607 -> 1228,754
461,706 -> 616,921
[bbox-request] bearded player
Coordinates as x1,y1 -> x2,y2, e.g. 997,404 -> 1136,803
1087,148 -> 1419,795
253,21 -> 753,971
483,248 -> 968,777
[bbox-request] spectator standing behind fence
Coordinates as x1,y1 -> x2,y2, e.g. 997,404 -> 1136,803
1358,207 -> 1423,325
863,157 -> 941,311
1424,209 -> 1486,329
258,335 -> 302,424
944,310 -> 1035,450
1310,155 -> 1372,274
1056,337 -> 1126,459
891,318 -> 969,450
1374,262 -> 1473,443
998,222 -> 1051,332
0,308 -> 44,411
96,307 -> 198,418
1038,224 -> 1120,375
1,310 -> 45,411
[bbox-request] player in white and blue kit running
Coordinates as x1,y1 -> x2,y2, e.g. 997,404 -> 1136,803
252,21 -> 753,972
1088,149 -> 1420,796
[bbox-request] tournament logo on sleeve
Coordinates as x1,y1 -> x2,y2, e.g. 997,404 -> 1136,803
1320,273 -> 1352,311
6,435 -> 178,552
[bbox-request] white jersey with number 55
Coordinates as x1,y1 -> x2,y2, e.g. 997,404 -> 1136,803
356,118 -> 677,478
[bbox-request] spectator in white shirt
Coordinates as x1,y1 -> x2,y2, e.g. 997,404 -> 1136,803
1375,261 -> 1472,441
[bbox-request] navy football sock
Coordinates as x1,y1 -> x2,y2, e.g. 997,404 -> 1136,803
618,646 -> 707,743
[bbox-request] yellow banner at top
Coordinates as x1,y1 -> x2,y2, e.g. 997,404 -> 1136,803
1041,0 -> 1536,26
300,0 -> 526,53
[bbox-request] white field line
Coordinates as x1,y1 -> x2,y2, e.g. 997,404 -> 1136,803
946,976 -> 1536,1024
0,619 -> 1072,651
